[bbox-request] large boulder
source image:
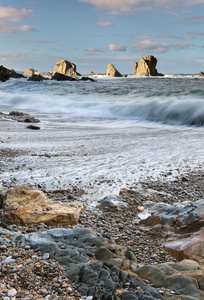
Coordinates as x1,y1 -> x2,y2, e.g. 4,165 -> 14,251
51,72 -> 77,81
134,55 -> 163,76
199,71 -> 204,76
24,68 -> 34,76
0,65 -> 25,82
106,64 -> 122,77
2,186 -> 83,226
53,59 -> 81,76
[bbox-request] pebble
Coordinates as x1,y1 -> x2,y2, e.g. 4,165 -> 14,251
7,289 -> 17,297
2,256 -> 16,265
42,253 -> 50,260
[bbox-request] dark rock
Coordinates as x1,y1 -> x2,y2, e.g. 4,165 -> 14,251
51,72 -> 77,81
26,125 -> 41,130
27,74 -> 46,81
199,71 -> 204,77
7,112 -> 40,123
0,65 -> 25,82
97,195 -> 127,212
80,77 -> 96,82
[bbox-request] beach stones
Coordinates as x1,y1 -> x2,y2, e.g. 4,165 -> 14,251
2,186 -> 83,226
97,195 -> 127,211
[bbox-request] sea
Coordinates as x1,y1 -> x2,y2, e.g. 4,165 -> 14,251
1,74 -> 204,199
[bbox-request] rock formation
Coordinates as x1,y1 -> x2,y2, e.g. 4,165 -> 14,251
0,65 -> 25,82
106,64 -> 122,77
44,71 -> 53,77
199,71 -> 204,76
27,74 -> 45,81
88,71 -> 95,75
34,71 -> 42,76
3,186 -> 83,226
24,68 -> 34,76
134,55 -> 164,76
53,59 -> 81,76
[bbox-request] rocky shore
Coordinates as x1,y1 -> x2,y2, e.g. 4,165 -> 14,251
0,110 -> 204,299
1,170 -> 204,300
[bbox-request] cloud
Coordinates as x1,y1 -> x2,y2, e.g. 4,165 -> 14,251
174,43 -> 193,50
78,0 -> 204,14
0,22 -> 34,32
0,7 -> 33,22
85,48 -> 104,55
94,21 -> 113,27
0,6 -> 35,33
109,43 -> 127,51
130,40 -> 171,53
132,34 -> 194,40
21,40 -> 57,43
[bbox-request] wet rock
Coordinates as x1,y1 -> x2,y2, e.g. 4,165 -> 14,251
27,74 -> 46,81
3,186 -> 84,226
97,195 -> 128,211
140,199 -> 204,264
8,111 -> 40,123
0,65 -> 25,82
137,259 -> 204,299
26,125 -> 41,130
17,227 -> 163,300
51,72 -> 77,81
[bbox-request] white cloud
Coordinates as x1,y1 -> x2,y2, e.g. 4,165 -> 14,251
130,40 -> 171,53
174,43 -> 193,50
78,0 -> 204,14
0,6 -> 34,33
109,43 -> 127,51
94,21 -> 113,27
132,34 -> 194,40
0,22 -> 34,32
0,7 -> 33,22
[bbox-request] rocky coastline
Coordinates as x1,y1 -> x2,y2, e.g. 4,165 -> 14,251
0,148 -> 204,300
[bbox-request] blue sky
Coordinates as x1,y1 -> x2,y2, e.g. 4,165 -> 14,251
0,0 -> 204,74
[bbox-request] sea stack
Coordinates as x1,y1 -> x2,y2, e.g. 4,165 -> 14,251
106,64 -> 122,77
53,59 -> 81,76
134,55 -> 163,76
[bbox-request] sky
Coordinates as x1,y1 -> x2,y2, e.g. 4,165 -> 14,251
0,0 -> 204,74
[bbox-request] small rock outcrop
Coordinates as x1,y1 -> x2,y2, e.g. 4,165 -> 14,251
34,71 -> 42,76
3,186 -> 83,226
44,71 -> 53,77
51,72 -> 77,81
88,71 -> 95,75
24,68 -> 34,76
27,74 -> 45,81
134,55 -> 164,76
0,65 -> 25,82
53,60 -> 81,77
199,71 -> 204,76
106,64 -> 122,77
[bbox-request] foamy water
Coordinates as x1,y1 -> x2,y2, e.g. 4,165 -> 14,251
1,75 -> 204,203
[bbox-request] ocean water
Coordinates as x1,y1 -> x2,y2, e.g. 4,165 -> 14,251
1,75 -> 204,199
0,75 -> 204,126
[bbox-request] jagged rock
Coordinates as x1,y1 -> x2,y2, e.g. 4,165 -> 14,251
133,61 -> 138,75
134,55 -> 164,76
53,59 -> 81,76
88,71 -> 95,75
24,68 -> 34,76
140,199 -> 204,265
34,71 -> 43,76
106,64 -> 122,77
0,65 -> 25,82
44,71 -> 53,77
27,74 -> 45,81
80,76 -> 96,82
199,71 -> 204,76
3,186 -> 83,226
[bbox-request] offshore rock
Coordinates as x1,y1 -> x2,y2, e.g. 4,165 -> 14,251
53,59 -> 81,76
137,259 -> 204,299
51,72 -> 77,81
106,64 -> 122,77
27,74 -> 45,81
199,71 -> 204,76
17,227 -> 164,300
24,68 -> 34,76
140,199 -> 204,264
3,186 -> 83,226
34,70 -> 43,76
88,71 -> 95,75
0,65 -> 25,82
44,71 -> 53,77
134,55 -> 164,76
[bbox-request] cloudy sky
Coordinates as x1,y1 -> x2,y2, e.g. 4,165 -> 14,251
0,0 -> 204,74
